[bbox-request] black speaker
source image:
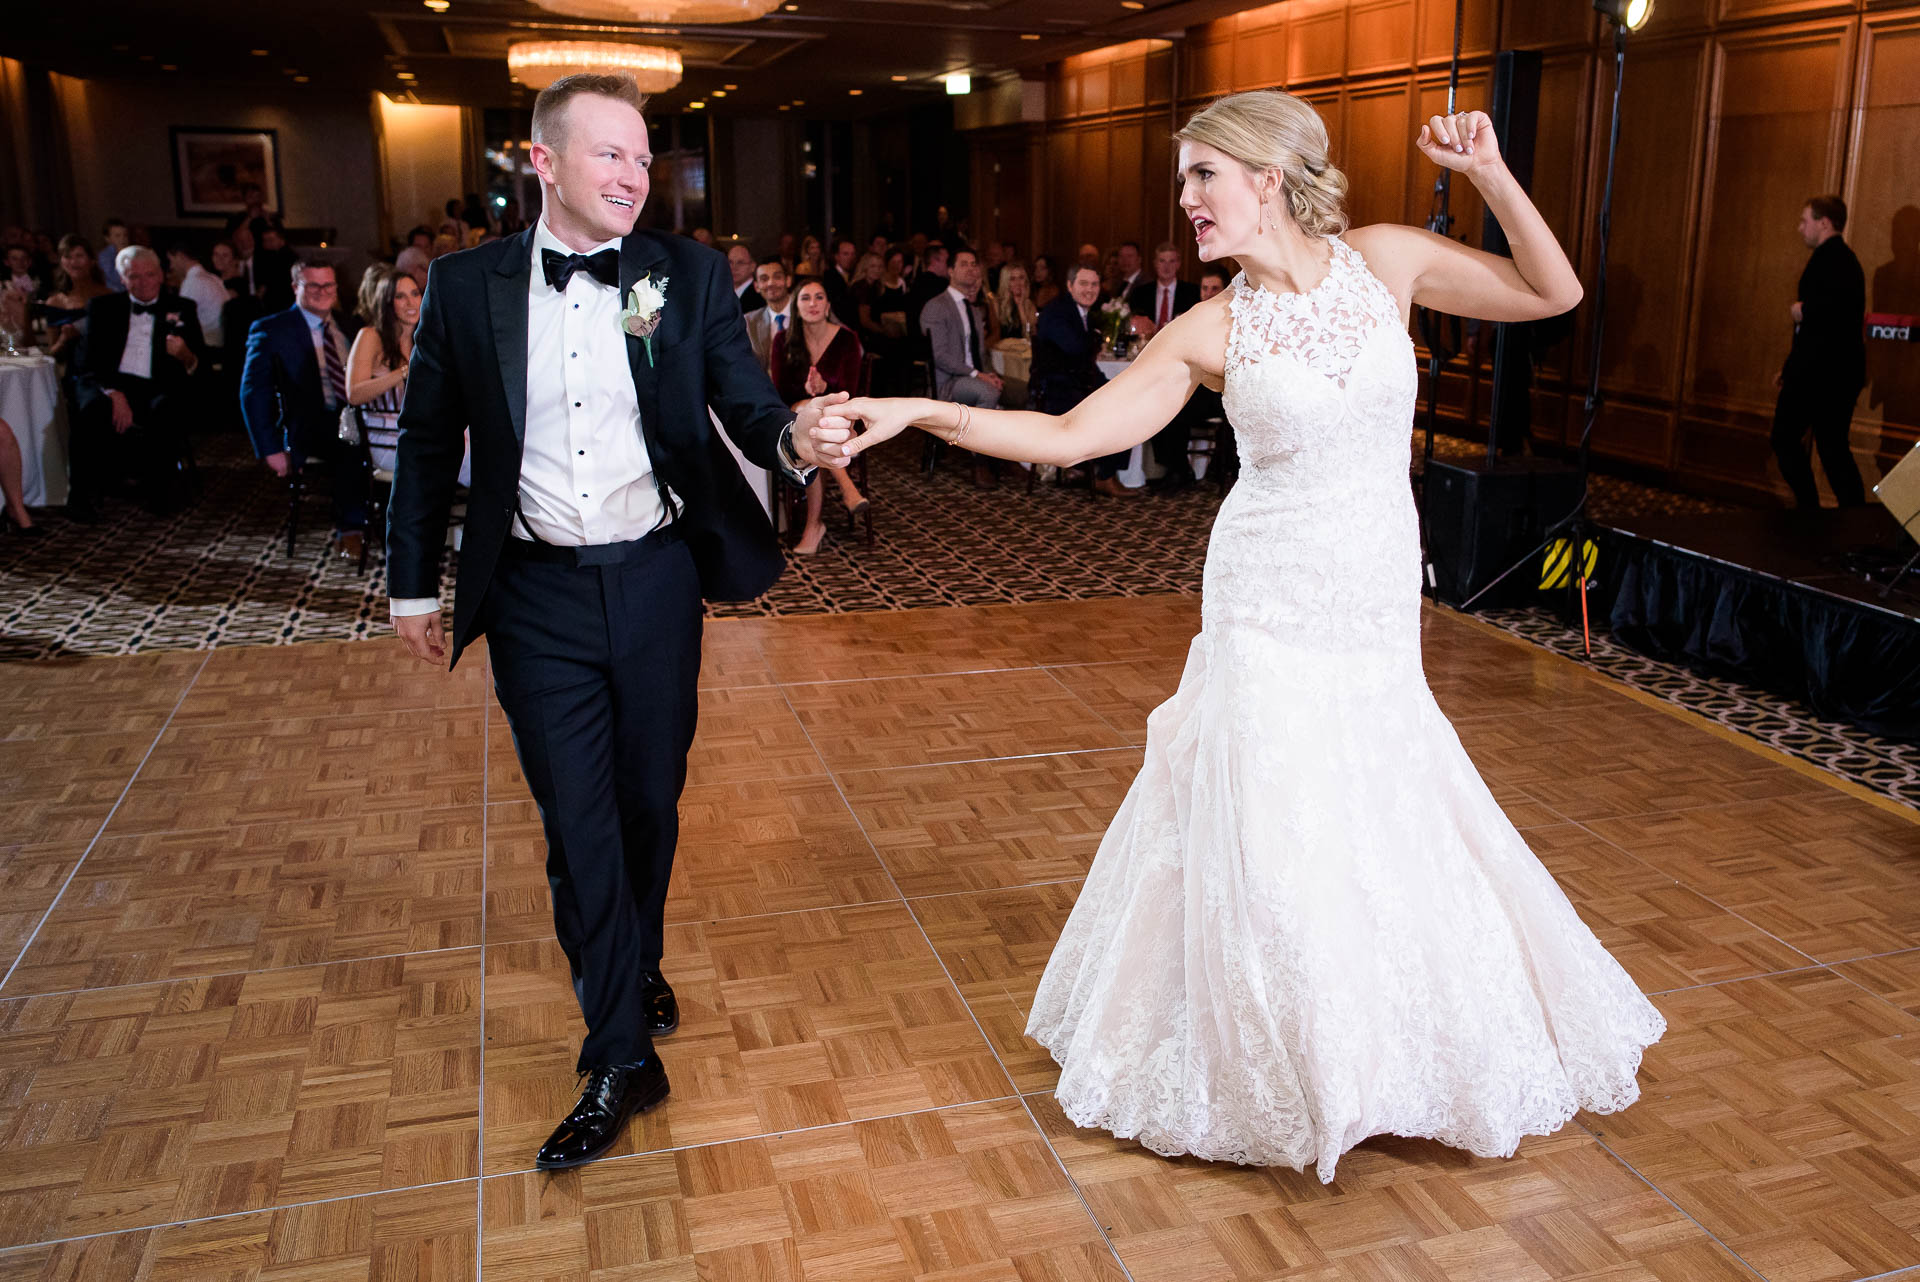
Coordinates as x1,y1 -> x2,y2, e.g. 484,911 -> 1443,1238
1484,50 -> 1544,456
1424,457 -> 1582,607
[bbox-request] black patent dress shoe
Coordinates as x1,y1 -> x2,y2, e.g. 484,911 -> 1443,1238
640,970 -> 679,1035
534,1058 -> 670,1170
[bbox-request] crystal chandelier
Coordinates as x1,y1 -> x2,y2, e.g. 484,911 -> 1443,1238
506,40 -> 685,91
524,0 -> 781,23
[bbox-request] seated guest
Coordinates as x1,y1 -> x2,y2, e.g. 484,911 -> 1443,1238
44,234 -> 111,361
97,219 -> 130,292
1033,263 -> 1138,498
691,227 -> 715,246
354,263 -> 392,328
5,245 -> 44,300
1031,254 -> 1060,309
906,242 -> 949,337
727,242 -> 762,313
743,258 -> 795,373
796,234 -> 824,278
855,250 -> 910,394
1114,240 -> 1145,300
824,237 -> 858,324
0,415 -> 42,537
394,226 -> 434,289
209,240 -> 241,292
226,222 -> 260,299
922,247 -> 1005,489
1199,264 -> 1230,302
168,243 -> 231,351
993,262 -> 1037,342
69,246 -> 207,520
239,259 -> 369,559
772,278 -> 868,554
777,231 -> 799,275
346,267 -> 420,474
1127,242 -> 1202,489
253,221 -> 298,312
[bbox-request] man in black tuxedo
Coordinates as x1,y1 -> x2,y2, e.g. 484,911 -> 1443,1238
824,237 -> 858,324
1127,243 -> 1204,490
726,241 -> 761,314
386,72 -> 842,1170
238,259 -> 370,559
1033,264 -> 1139,497
69,246 -> 206,519
1771,194 -> 1867,509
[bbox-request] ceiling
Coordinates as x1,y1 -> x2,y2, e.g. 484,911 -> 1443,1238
1,0 -> 1252,118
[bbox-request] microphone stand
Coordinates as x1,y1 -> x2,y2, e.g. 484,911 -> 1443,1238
1458,19 -> 1631,660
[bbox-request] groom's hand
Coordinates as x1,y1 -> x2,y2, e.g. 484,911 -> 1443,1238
791,391 -> 851,469
394,611 -> 447,664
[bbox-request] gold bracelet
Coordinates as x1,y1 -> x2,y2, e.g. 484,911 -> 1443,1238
952,403 -> 972,448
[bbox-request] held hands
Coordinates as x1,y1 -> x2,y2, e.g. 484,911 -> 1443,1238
810,397 -> 919,469
1417,110 -> 1503,177
788,390 -> 852,469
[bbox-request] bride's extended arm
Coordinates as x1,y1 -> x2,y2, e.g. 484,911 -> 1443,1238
1349,110 -> 1583,325
816,301 -> 1227,468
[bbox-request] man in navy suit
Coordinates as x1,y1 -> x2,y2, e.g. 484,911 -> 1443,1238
385,72 -> 844,1170
70,246 -> 207,519
1033,264 -> 1139,497
239,259 -> 369,558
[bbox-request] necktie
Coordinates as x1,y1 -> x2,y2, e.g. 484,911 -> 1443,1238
775,313 -> 787,333
542,247 -> 620,292
130,300 -> 160,317
320,317 -> 347,407
1158,286 -> 1172,327
965,300 -> 983,371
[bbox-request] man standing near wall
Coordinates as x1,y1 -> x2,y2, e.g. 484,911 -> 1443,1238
1771,194 -> 1867,510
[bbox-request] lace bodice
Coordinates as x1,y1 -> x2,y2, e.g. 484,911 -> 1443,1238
1209,235 -> 1422,657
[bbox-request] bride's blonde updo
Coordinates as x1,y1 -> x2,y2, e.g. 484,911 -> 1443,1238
1176,90 -> 1350,239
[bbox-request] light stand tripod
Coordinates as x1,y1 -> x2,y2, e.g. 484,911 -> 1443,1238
1457,3 -> 1646,655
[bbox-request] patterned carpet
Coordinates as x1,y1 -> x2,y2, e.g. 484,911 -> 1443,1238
2,425 -> 1913,808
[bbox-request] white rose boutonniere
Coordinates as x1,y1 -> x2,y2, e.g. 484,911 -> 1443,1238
620,274 -> 669,365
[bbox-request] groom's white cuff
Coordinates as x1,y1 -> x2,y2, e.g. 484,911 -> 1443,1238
391,597 -> 440,617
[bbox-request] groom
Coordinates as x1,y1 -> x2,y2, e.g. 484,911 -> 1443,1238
387,72 -> 840,1169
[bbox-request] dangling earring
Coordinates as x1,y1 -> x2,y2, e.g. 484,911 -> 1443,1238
1256,202 -> 1266,236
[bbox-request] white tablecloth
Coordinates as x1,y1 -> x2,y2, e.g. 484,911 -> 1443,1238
0,355 -> 67,506
1095,357 -> 1156,488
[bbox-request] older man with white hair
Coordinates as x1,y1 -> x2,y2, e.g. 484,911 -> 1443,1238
69,244 -> 207,521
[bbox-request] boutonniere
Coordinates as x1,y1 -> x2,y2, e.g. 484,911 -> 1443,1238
620,274 -> 669,365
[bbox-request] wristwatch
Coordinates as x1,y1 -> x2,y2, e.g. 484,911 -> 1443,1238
778,420 -> 815,480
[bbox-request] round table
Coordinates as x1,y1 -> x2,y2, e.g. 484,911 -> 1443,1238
0,354 -> 68,507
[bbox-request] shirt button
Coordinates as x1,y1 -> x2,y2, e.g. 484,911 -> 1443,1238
581,493 -> 588,498
570,351 -> 577,358
574,401 -> 581,408
578,450 -> 585,456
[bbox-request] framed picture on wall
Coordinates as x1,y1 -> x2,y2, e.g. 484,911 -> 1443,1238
170,127 -> 282,219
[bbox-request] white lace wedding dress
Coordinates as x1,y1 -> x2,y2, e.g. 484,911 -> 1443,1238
1026,236 -> 1666,1182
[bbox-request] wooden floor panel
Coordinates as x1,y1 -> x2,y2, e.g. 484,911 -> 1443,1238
1,596 -> 1915,1279
0,949 -> 481,1246
481,904 -> 1013,1175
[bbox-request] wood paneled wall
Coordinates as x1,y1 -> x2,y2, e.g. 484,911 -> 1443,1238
997,0 -> 1920,505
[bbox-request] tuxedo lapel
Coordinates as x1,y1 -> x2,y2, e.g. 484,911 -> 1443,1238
620,232 -> 670,418
489,228 -> 535,446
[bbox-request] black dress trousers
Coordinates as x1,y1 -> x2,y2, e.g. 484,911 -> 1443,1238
482,528 -> 703,1071
1770,380 -> 1866,510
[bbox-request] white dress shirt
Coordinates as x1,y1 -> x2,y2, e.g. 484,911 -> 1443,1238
946,286 -> 977,373
392,218 -> 670,619
179,264 -> 227,348
733,277 -> 752,299
118,294 -> 160,378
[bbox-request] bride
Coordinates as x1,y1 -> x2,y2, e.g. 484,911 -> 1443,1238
810,90 -> 1665,1182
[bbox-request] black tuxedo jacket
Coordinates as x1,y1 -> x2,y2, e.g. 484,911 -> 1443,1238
1126,277 -> 1200,327
1784,235 -> 1866,392
73,289 -> 207,409
388,226 -> 794,667
237,305 -> 351,458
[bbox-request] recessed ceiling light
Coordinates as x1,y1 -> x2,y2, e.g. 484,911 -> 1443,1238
423,0 -> 449,9
890,74 -> 907,81
250,49 -> 269,56
712,89 -> 727,96
396,72 -> 416,80
778,104 -> 790,111
1021,32 -> 1041,39
293,75 -> 310,83
689,99 -> 706,108
782,3 -> 798,9
1120,1 -> 1144,7
723,83 -> 737,90
848,88 -> 862,95
160,64 -> 178,71
792,98 -> 804,105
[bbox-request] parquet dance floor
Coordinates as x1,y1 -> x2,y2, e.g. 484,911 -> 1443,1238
1,596 -> 1916,1282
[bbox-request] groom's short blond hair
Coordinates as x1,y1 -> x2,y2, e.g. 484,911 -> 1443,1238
531,74 -> 648,152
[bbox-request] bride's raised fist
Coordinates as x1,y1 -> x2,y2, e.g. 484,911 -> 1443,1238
1417,110 -> 1503,175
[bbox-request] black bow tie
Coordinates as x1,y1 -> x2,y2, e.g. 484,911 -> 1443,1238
542,247 -> 619,292
130,300 -> 161,317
